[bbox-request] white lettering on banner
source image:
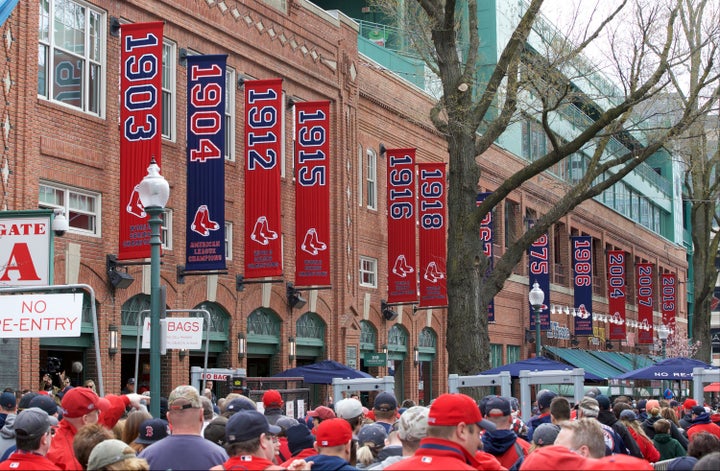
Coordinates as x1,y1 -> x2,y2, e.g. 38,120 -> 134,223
142,317 -> 204,350
0,293 -> 82,338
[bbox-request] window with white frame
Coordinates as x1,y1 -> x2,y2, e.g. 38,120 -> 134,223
162,41 -> 177,141
38,0 -> 105,116
366,148 -> 377,210
225,222 -> 233,260
359,256 -> 377,288
160,209 -> 172,250
225,68 -> 236,161
39,182 -> 101,236
358,144 -> 363,206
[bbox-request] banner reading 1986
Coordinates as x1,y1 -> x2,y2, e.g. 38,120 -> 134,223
418,163 -> 447,308
119,22 -> 164,260
387,149 -> 417,304
607,250 -> 627,340
294,101 -> 331,287
572,236 -> 593,336
476,192 -> 494,321
185,55 -> 226,271
244,79 -> 283,278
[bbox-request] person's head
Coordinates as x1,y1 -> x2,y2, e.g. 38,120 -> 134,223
555,418 -> 605,459
401,399 -> 416,409
28,394 -> 58,417
262,390 -> 284,410
87,439 -> 146,471
203,416 -> 228,447
61,387 -> 104,428
395,405 -> 429,452
549,396 -> 571,422
121,410 -> 152,445
84,380 -> 96,392
73,423 -> 116,470
661,406 -> 679,424
206,380 -> 214,391
691,405 -> 707,418
224,410 -> 281,461
576,397 -> 599,419
17,392 -> 39,412
694,452 -> 720,471
426,393 -> 494,455
0,391 -> 17,412
308,405 -> 336,427
688,432 -> 720,459
537,390 -> 557,413
314,418 -> 354,460
484,396 -> 512,430
335,398 -> 365,432
654,418 -> 671,434
645,399 -> 660,415
612,401 -> 631,419
134,418 -> 169,448
200,395 -> 214,421
14,407 -> 58,455
224,396 -> 256,417
356,423 -> 387,465
166,385 -> 204,434
532,423 -> 560,448
595,395 -> 611,412
286,423 -> 315,456
682,398 -> 697,413
636,399 -> 647,413
373,392 -> 398,422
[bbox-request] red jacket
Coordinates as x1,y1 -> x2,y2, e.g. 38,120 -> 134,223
0,451 -> 62,470
687,422 -> 720,441
474,450 -> 507,470
280,447 -> 317,468
627,427 -> 660,463
45,419 -> 82,471
221,455 -> 281,470
384,437 -> 480,470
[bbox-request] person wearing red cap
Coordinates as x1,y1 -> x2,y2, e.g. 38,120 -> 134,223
303,418 -> 356,470
384,393 -> 494,470
678,399 -> 697,431
262,390 -> 292,428
307,406 -> 337,432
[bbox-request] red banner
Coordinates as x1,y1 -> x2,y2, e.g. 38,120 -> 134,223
607,250 -> 626,340
294,101 -> 330,286
244,79 -> 283,278
387,149 -> 417,304
661,273 -> 677,331
119,22 -> 164,260
636,263 -> 654,344
418,163 -> 447,307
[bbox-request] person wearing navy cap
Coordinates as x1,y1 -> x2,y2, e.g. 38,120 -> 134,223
211,410 -> 281,471
0,407 -> 60,471
687,406 -> 720,441
481,396 -> 531,469
595,394 -> 643,458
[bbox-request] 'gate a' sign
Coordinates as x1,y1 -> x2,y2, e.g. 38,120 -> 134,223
0,211 -> 54,287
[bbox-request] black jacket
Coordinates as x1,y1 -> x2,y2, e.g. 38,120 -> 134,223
597,410 -> 643,458
642,414 -> 689,449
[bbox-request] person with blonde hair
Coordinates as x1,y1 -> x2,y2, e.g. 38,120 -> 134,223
356,423 -> 387,468
618,409 -> 659,463
554,419 -> 606,459
641,404 -> 688,449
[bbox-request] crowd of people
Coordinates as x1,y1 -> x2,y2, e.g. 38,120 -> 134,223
0,380 -> 718,470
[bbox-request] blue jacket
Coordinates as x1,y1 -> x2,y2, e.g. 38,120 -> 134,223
304,454 -> 358,471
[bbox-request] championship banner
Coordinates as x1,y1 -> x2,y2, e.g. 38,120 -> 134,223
294,101 -> 331,286
387,149 -> 417,304
185,55 -> 227,271
476,193 -> 494,321
418,163 -> 447,307
607,250 -> 627,340
244,78 -> 283,278
528,226 -> 550,331
637,263 -> 655,344
119,22 -> 164,260
571,236 -> 593,336
661,273 -> 677,332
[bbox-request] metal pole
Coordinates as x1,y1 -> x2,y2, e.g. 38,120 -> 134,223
147,206 -> 163,418
535,307 -> 542,357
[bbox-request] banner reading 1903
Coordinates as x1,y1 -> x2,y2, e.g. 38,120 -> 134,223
572,236 -> 593,336
119,22 -> 164,260
185,55 -> 226,271
418,163 -> 447,308
387,149 -> 417,304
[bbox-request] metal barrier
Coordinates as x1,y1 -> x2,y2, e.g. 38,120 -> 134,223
518,368 -> 585,421
693,367 -> 720,403
448,372 -> 512,398
332,376 -> 395,402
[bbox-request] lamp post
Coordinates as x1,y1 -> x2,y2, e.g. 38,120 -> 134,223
658,324 -> 670,359
137,158 -> 170,419
529,282 -> 545,358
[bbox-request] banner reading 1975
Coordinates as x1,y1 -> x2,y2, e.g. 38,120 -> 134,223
528,226 -> 550,332
387,149 -> 417,304
418,163 -> 447,308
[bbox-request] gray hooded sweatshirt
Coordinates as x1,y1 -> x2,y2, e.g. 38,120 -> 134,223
0,413 -> 16,458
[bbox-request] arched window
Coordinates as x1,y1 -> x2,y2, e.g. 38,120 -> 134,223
418,328 -> 437,349
387,324 -> 408,353
191,302 -> 229,334
360,320 -> 377,351
121,294 -> 151,330
246,308 -> 281,356
296,312 -> 325,340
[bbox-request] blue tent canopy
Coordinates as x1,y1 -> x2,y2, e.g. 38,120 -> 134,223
479,356 -> 604,381
614,357 -> 715,380
272,359 -> 373,384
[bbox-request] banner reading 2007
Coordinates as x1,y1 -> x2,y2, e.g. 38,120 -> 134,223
418,163 -> 447,307
572,236 -> 593,336
637,263 -> 654,344
387,149 -> 417,304
294,101 -> 331,287
244,79 -> 283,278
119,22 -> 164,260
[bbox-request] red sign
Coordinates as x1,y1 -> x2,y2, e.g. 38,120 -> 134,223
417,163 -> 447,307
387,149 -> 416,304
636,263 -> 654,344
607,250 -> 627,340
661,273 -> 677,331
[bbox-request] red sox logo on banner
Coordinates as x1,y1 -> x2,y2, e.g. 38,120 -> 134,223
418,163 -> 447,307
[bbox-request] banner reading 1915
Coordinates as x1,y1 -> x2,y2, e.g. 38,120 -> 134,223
607,250 -> 627,340
294,100 -> 331,287
418,163 -> 447,308
387,149 -> 417,304
119,22 -> 164,261
185,55 -> 227,271
244,79 -> 283,278
572,236 -> 593,336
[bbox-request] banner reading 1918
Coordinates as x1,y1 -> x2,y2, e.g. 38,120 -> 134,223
637,263 -> 654,344
185,55 -> 226,271
294,100 -> 331,287
571,236 -> 593,336
661,272 -> 677,332
476,193 -> 494,322
528,226 -> 550,332
119,22 -> 164,260
607,250 -> 627,340
244,79 -> 283,278
418,163 -> 447,308
387,149 -> 417,304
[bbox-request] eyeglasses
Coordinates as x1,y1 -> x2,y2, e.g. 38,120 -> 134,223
46,428 -> 56,437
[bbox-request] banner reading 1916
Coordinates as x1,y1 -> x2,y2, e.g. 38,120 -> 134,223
418,163 -> 447,308
185,55 -> 227,271
571,236 -> 593,336
244,79 -> 283,278
387,149 -> 416,304
119,22 -> 164,260
607,250 -> 627,340
294,101 -> 331,287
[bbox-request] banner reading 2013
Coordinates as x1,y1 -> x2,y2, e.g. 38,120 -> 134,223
572,236 -> 593,336
244,79 -> 283,278
418,163 -> 447,308
387,149 -> 417,304
661,273 -> 677,332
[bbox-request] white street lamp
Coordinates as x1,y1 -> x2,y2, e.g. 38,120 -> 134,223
529,282 -> 545,357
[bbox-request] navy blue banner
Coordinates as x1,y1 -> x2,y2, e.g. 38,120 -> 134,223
185,55 -> 227,271
571,236 -> 593,335
476,193 -> 494,321
528,225 -> 550,331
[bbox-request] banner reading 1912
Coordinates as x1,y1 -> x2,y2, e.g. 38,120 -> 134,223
387,149 -> 417,304
418,163 -> 447,308
607,250 -> 627,340
244,79 -> 283,278
185,55 -> 226,271
572,236 -> 593,336
294,100 -> 331,287
119,22 -> 164,260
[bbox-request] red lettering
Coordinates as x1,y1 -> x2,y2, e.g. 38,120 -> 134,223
0,243 -> 41,281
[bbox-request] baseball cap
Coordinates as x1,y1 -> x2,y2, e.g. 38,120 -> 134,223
307,405 -> 336,421
485,396 -> 511,417
315,418 -> 353,447
276,416 -> 300,431
682,399 -> 697,410
29,394 -> 58,416
87,439 -> 136,471
127,378 -> 135,385
14,407 -> 58,439
537,390 -> 557,410
226,410 -> 281,443
596,395 -> 611,411
225,397 -> 256,414
60,387 -> 101,418
636,399 -> 647,411
203,416 -> 228,446
287,423 -> 315,455
17,392 -> 38,411
167,385 -> 202,410
427,393 -> 495,431
396,406 -> 429,441
374,392 -> 398,411
532,423 -> 560,446
134,418 -> 169,445
619,409 -> 638,422
578,397 -> 600,413
358,423 -> 387,447
666,456 -> 699,471
335,398 -> 363,419
262,390 -> 284,408
0,392 -> 16,409
691,405 -> 706,415
582,454 -> 654,470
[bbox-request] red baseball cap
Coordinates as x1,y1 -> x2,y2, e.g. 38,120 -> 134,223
262,390 -> 284,408
427,393 -> 495,431
61,387 -> 101,418
307,406 -> 336,421
521,445 -> 588,470
583,454 -> 654,470
682,398 -> 697,409
315,418 -> 352,447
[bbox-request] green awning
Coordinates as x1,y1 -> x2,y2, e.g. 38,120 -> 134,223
545,346 -> 625,381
